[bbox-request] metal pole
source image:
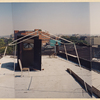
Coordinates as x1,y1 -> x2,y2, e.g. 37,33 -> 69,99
74,43 -> 81,68
10,34 -> 38,46
64,44 -> 68,60
50,34 -> 73,43
3,46 -> 8,56
9,31 -> 38,46
74,43 -> 88,93
41,34 -> 64,44
14,44 -> 16,73
42,33 -> 82,68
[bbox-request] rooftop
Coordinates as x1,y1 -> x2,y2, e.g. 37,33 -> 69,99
0,55 -> 92,98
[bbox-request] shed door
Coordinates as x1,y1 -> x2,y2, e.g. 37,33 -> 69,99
22,39 -> 34,67
34,39 -> 41,70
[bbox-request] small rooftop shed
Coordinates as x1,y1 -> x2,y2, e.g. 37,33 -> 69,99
16,35 -> 42,71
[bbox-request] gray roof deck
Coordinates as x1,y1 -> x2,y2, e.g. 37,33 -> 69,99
0,55 -> 92,98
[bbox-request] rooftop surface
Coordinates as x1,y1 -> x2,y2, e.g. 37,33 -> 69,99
0,55 -> 93,98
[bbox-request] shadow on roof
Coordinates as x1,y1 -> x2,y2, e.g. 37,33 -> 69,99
1,62 -> 17,71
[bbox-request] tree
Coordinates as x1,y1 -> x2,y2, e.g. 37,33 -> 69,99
61,35 -> 88,46
0,38 -> 13,55
6,46 -> 13,55
0,39 -> 5,47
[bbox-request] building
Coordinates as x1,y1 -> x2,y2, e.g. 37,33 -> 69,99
85,36 -> 100,47
72,34 -> 80,38
14,29 -> 50,46
16,34 -> 42,71
85,36 -> 100,58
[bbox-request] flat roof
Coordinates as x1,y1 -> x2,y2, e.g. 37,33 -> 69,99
0,55 -> 92,98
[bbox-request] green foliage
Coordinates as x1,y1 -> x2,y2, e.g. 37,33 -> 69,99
0,38 -> 13,55
79,36 -> 86,40
0,47 -> 5,54
0,39 -> 5,47
61,35 -> 88,46
4,38 -> 12,45
6,46 -> 13,55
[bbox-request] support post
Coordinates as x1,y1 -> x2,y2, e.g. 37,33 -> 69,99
64,44 -> 68,60
74,43 -> 81,68
14,45 -> 16,72
73,44 -> 88,92
4,46 -> 8,56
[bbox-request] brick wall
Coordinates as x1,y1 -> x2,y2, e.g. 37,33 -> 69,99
14,29 -> 50,45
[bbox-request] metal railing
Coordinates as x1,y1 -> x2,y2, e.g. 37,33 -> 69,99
41,33 -> 82,68
2,30 -> 88,93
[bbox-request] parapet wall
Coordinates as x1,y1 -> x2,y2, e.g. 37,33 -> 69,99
92,61 -> 100,72
57,52 -> 91,70
42,49 -> 100,72
67,68 -> 92,96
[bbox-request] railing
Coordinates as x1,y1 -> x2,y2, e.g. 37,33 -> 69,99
41,33 -> 82,68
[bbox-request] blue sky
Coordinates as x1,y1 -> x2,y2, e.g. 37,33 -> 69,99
0,2 -> 96,36
0,3 -> 13,36
12,3 -> 90,35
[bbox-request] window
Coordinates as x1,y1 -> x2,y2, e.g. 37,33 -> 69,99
23,43 -> 34,50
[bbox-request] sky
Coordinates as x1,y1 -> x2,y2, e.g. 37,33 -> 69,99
12,3 -> 90,35
0,3 -> 13,36
0,2 -> 99,36
90,2 -> 100,36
